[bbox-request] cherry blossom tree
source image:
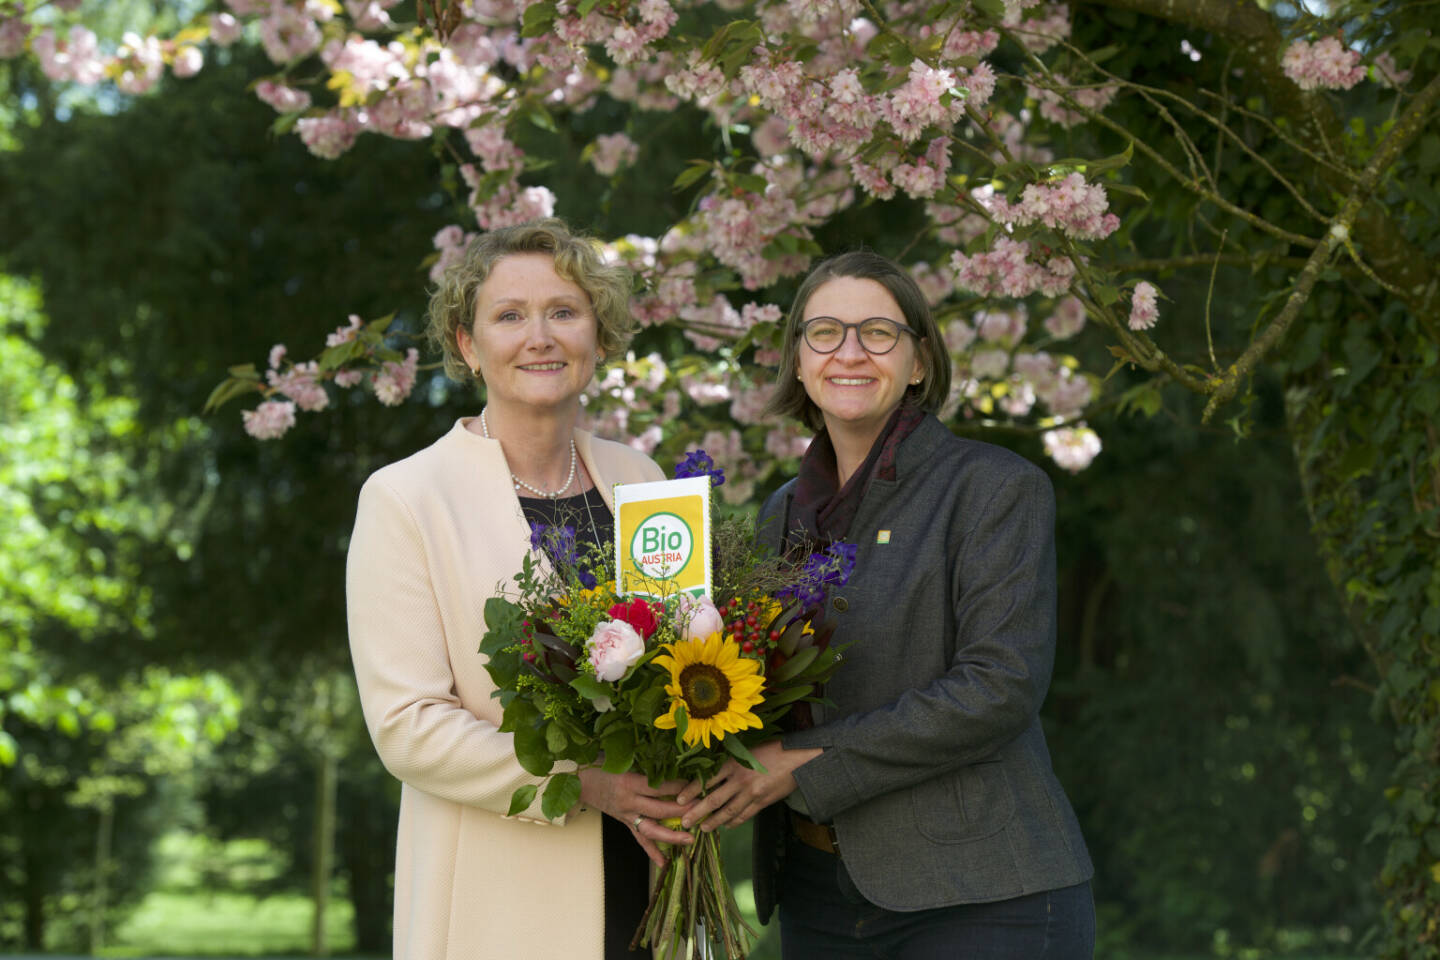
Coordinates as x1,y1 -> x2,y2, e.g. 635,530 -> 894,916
4,0 -> 1437,953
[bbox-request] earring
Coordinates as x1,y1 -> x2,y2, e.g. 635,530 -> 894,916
911,376 -> 922,385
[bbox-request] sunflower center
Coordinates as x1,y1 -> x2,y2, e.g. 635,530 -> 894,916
679,663 -> 732,719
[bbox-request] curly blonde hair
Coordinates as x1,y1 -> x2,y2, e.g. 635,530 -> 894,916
426,219 -> 637,383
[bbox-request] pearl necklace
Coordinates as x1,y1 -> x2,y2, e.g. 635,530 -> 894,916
480,408 -> 577,500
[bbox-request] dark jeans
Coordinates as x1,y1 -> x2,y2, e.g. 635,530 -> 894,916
776,836 -> 1095,959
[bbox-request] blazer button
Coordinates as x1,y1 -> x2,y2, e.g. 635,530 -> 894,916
833,596 -> 849,612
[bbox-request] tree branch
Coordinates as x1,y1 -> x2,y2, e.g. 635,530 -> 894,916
1075,0 -> 1440,313
1202,71 -> 1440,422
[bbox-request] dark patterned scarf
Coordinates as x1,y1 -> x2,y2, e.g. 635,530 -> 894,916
786,405 -> 926,549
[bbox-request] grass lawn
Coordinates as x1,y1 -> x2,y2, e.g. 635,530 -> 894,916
104,891 -> 358,958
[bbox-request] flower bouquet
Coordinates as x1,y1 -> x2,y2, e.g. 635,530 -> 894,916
478,451 -> 854,960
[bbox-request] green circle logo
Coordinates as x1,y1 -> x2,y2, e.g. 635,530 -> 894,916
630,512 -> 694,580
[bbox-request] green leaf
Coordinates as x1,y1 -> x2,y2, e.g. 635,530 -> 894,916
545,720 -> 568,753
722,734 -> 767,773
525,103 -> 558,133
673,703 -> 689,746
520,1 -> 557,38
202,377 -> 264,414
1117,381 -> 1163,418
569,675 -> 611,701
513,718 -> 554,777
577,0 -> 603,15
973,0 -> 1005,17
672,161 -> 712,192
601,728 -> 636,773
541,772 -> 582,820
759,683 -> 814,710
507,784 -> 538,817
771,645 -> 819,683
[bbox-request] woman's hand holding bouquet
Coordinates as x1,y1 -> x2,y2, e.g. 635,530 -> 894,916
478,452 -> 854,959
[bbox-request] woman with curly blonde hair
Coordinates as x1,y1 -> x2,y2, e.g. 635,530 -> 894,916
347,219 -> 694,960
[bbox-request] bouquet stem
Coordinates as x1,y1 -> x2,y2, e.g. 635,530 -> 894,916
631,832 -> 756,960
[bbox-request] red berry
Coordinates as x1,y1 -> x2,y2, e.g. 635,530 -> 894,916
745,615 -> 757,627
769,630 -> 781,641
742,641 -> 754,653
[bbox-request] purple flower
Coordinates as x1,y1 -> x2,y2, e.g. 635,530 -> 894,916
776,541 -> 857,610
674,449 -> 726,487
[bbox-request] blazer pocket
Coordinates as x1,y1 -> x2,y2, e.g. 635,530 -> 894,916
911,760 -> 1016,844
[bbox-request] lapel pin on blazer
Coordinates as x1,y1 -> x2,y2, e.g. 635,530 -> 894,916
876,530 -> 891,544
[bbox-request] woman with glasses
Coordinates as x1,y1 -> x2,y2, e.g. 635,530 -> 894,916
677,251 -> 1095,958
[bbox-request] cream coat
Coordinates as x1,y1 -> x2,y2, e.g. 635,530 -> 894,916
346,418 -> 665,960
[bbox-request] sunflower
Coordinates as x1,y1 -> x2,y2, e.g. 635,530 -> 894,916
653,633 -> 765,748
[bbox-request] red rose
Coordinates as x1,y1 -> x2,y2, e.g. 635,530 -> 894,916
607,597 -> 659,640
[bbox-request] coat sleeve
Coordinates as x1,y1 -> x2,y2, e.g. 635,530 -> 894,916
346,475 -> 562,823
785,466 -> 1057,823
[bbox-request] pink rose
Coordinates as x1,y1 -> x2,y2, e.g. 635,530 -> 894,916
674,594 -> 724,641
587,620 -> 644,682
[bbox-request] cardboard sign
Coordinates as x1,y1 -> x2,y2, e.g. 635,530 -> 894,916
613,476 -> 712,599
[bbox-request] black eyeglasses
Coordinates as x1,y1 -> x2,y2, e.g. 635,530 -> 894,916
800,317 -> 919,355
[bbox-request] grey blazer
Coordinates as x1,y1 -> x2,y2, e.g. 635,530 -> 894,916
753,415 -> 1093,919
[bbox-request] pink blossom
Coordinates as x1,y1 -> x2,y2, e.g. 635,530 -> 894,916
242,400 -> 297,440
764,423 -> 812,459
1027,76 -> 1118,128
943,28 -> 999,60
33,26 -> 105,84
999,376 -> 1036,416
334,369 -> 364,388
1044,296 -> 1086,339
296,111 -> 359,159
730,381 -> 775,424
1043,425 -> 1101,473
751,115 -> 791,158
172,46 -> 204,78
976,307 -> 1028,345
674,594 -> 724,641
345,0 -> 395,31
209,14 -> 243,47
999,173 -> 1120,241
971,348 -> 1010,380
1281,36 -> 1366,91
627,424 -> 663,454
910,261 -> 954,307
892,160 -> 945,199
587,620 -> 645,681
373,347 -> 419,406
0,17 -> 31,60
327,314 -> 364,347
1128,281 -> 1159,331
115,33 -> 163,95
944,318 -> 977,353
268,344 -> 288,370
260,7 -> 322,65
590,132 -> 639,176
255,80 -> 312,112
268,360 -> 329,412
1010,3 -> 1070,53
1372,51 -> 1411,89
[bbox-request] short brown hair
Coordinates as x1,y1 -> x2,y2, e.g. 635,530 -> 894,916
426,218 -> 637,383
764,250 -> 951,431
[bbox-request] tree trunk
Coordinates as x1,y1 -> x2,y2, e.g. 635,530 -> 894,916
89,798 -> 114,955
311,750 -> 338,957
